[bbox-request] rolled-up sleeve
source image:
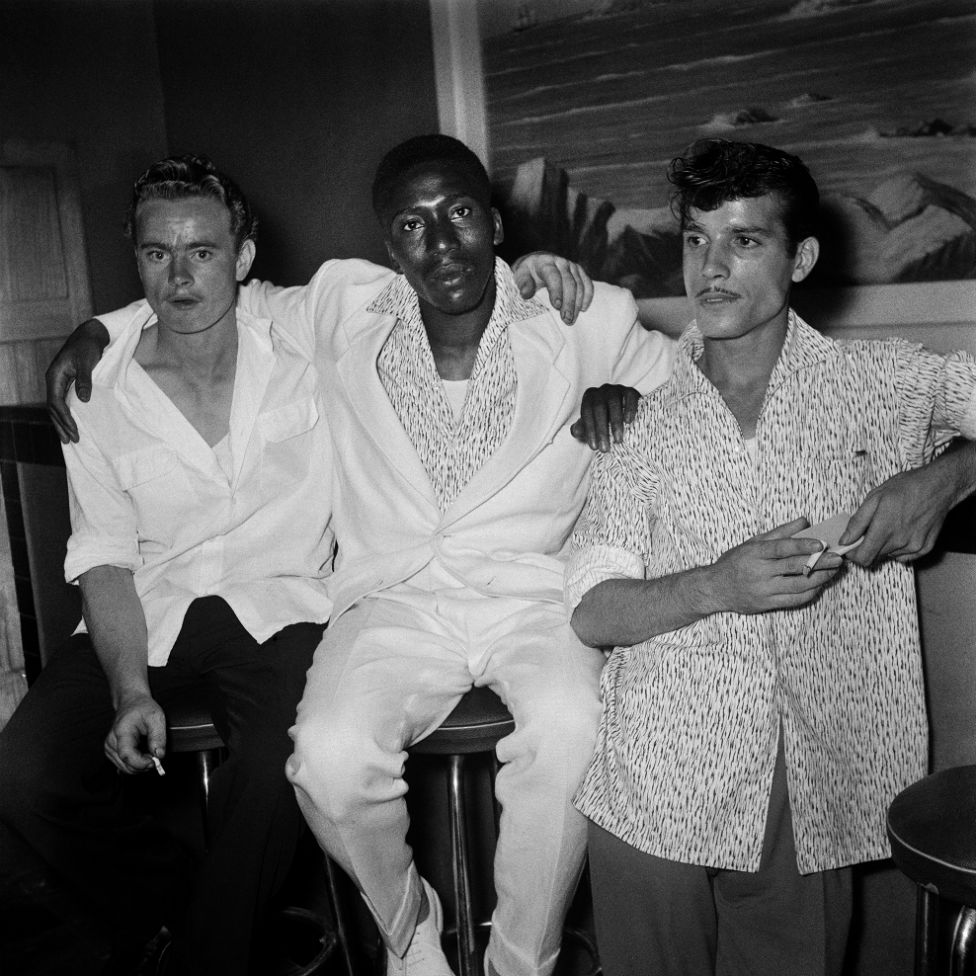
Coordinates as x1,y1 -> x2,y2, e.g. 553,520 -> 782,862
565,446 -> 649,610
62,405 -> 140,583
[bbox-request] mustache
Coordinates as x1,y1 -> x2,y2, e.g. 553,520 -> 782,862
695,286 -> 740,298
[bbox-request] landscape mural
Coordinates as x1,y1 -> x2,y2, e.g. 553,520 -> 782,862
480,0 -> 976,296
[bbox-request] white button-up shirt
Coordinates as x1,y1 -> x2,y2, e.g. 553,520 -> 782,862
63,304 -> 335,666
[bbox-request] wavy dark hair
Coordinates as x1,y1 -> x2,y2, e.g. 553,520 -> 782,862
668,139 -> 819,252
124,154 -> 257,249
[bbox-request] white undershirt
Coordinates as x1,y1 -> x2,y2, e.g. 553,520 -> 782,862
442,378 -> 469,418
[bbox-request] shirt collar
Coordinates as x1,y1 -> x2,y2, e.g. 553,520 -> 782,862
366,256 -> 546,330
674,309 -> 837,394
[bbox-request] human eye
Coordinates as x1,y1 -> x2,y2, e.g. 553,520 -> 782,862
142,248 -> 167,263
451,205 -> 473,219
193,248 -> 213,261
683,233 -> 705,249
735,235 -> 760,249
399,217 -> 423,233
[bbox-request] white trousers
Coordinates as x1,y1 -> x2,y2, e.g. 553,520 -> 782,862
286,565 -> 605,976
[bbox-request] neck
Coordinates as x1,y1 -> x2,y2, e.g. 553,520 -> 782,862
142,312 -> 239,378
698,316 -> 789,438
419,276 -> 497,380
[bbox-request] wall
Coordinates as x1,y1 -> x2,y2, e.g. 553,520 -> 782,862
0,0 -> 168,315
152,0 -> 440,287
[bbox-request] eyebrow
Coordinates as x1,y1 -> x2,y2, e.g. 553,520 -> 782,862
684,220 -> 774,236
137,238 -> 221,250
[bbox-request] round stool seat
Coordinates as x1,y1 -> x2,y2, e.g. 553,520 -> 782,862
887,765 -> 976,909
165,688 -> 225,753
410,686 -> 515,756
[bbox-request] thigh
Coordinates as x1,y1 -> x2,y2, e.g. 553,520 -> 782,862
0,636 -> 114,785
475,600 -> 604,721
587,820 -> 717,976
166,596 -> 322,754
714,743 -> 853,976
295,596 -> 475,751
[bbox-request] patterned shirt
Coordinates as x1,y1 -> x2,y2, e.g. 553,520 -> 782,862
370,258 -> 544,511
567,312 -> 976,873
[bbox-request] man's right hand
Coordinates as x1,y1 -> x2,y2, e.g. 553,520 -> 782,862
104,692 -> 167,775
46,318 -> 110,443
705,518 -> 844,615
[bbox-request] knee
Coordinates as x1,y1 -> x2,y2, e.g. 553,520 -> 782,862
286,710 -> 390,823
513,680 -> 602,773
0,726 -> 49,825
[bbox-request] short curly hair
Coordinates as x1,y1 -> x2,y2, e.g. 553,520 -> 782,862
124,154 -> 257,249
371,134 -> 492,222
668,139 -> 819,251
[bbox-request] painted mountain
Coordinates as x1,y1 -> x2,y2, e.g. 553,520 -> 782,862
483,0 -> 976,292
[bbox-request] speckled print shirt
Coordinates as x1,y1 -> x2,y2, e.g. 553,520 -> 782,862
369,258 -> 545,511
567,312 -> 976,874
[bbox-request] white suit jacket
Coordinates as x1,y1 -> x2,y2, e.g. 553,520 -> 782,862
241,258 -> 674,622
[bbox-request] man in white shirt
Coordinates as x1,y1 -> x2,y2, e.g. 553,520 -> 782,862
0,155 -> 335,976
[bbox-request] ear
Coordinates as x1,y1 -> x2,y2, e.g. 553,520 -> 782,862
236,239 -> 256,281
791,236 -> 819,284
385,240 -> 402,274
491,207 -> 504,248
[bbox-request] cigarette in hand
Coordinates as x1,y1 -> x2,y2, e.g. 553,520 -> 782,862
802,545 -> 826,577
151,755 -> 165,777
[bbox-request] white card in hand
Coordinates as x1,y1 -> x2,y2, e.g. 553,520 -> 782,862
793,512 -> 864,572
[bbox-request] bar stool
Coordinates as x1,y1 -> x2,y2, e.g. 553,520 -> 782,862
887,765 -> 976,975
408,686 -> 600,976
165,690 -> 357,976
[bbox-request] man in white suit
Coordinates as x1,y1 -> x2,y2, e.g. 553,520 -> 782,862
275,134 -> 674,976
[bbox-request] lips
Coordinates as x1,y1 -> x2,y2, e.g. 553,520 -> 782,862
428,261 -> 470,283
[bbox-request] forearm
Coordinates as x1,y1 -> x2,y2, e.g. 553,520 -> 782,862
935,438 -> 976,507
79,565 -> 150,708
571,565 -> 719,648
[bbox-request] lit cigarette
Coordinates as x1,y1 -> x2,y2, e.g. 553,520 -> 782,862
151,755 -> 165,777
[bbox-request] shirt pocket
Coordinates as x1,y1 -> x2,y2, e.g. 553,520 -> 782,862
255,397 -> 319,495
813,445 -> 877,514
112,445 -> 192,547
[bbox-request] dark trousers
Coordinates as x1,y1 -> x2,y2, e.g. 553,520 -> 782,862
0,596 -> 323,976
588,738 -> 853,976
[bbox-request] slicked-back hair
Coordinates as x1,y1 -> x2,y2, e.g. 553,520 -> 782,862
124,154 -> 257,249
668,139 -> 819,252
371,134 -> 492,223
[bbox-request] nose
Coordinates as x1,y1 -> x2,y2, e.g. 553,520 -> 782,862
701,241 -> 730,279
427,215 -> 459,253
169,254 -> 192,286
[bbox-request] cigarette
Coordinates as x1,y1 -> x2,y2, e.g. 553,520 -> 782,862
151,755 -> 165,777
802,545 -> 826,577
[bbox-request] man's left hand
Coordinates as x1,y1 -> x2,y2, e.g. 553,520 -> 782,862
842,442 -> 976,566
512,252 -> 594,325
570,384 -> 640,452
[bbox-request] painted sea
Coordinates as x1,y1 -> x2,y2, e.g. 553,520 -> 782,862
482,0 -> 976,288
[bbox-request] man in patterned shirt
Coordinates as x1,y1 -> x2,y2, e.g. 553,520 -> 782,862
566,139 -> 976,976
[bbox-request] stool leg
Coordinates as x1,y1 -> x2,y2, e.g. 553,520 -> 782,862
950,906 -> 976,976
917,887 -> 940,976
323,855 -> 358,976
196,747 -> 219,850
449,754 -> 478,976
